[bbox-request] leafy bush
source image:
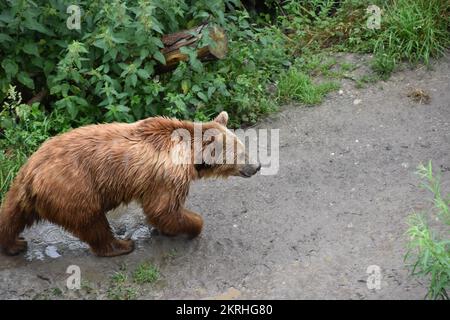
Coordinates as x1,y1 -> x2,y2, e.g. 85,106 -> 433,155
1,0 -> 448,128
406,162 -> 450,300
0,0 -> 237,125
0,85 -> 69,201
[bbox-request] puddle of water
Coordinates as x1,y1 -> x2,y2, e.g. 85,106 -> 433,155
44,245 -> 61,258
130,225 -> 152,241
21,203 -> 152,261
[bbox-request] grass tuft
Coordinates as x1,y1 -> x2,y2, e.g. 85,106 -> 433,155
405,161 -> 450,300
107,268 -> 138,300
277,68 -> 339,105
132,262 -> 160,285
373,0 -> 450,77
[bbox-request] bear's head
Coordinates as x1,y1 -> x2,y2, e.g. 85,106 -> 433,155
194,111 -> 261,179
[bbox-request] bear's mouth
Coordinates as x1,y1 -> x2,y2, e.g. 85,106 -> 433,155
239,170 -> 253,178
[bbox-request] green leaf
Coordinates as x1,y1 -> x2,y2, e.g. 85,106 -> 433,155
93,39 -> 108,52
152,37 -> 164,48
153,51 -> 166,65
43,60 -> 55,76
50,84 -> 61,95
17,72 -> 35,89
0,12 -> 14,24
191,59 -> 203,73
1,117 -> 14,129
117,105 -> 130,113
109,48 -> 118,60
197,91 -> 208,102
137,69 -> 150,80
0,34 -> 13,42
130,74 -> 137,87
23,42 -> 39,56
23,15 -> 54,36
74,96 -> 88,107
207,86 -> 216,98
66,99 -> 78,119
151,22 -> 164,34
180,47 -> 202,72
1,59 -> 18,77
181,80 -> 190,94
140,48 -> 150,60
111,35 -> 128,44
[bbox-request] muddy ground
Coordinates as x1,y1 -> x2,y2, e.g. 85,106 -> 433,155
0,53 -> 449,300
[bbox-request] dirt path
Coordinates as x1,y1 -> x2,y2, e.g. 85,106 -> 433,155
1,53 -> 449,300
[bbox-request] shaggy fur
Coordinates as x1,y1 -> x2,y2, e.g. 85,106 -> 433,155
0,112 -> 260,257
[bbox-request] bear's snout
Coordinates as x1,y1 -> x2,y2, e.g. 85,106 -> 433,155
239,163 -> 261,178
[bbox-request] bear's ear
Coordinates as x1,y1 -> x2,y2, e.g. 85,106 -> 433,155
214,111 -> 228,126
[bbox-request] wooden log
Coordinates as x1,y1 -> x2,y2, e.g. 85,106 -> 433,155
155,23 -> 228,74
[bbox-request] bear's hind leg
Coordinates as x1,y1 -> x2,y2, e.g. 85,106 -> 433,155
62,214 -> 134,257
0,204 -> 31,255
148,207 -> 203,239
0,187 -> 37,256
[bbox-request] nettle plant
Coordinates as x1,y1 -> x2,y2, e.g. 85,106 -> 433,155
0,0 -> 237,126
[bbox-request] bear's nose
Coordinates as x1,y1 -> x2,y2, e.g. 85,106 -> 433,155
256,163 -> 261,172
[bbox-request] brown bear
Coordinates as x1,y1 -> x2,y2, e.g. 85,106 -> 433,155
0,111 -> 260,257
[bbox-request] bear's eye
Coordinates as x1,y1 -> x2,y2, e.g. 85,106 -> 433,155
206,136 -> 215,143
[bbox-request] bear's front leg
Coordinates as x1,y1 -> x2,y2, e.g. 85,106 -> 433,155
59,214 -> 135,257
146,207 -> 203,239
179,207 -> 204,238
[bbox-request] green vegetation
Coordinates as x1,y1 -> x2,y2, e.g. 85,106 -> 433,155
373,0 -> 450,77
277,69 -> 339,105
355,74 -> 380,89
32,286 -> 64,300
132,262 -> 160,284
107,262 -> 160,300
51,287 -> 63,297
1,0 -> 449,200
0,85 -> 69,201
406,162 -> 450,300
107,268 -> 138,300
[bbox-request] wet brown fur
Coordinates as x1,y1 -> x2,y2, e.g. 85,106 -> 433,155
0,114 -> 242,257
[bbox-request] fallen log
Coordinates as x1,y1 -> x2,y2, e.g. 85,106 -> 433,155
155,23 -> 228,74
